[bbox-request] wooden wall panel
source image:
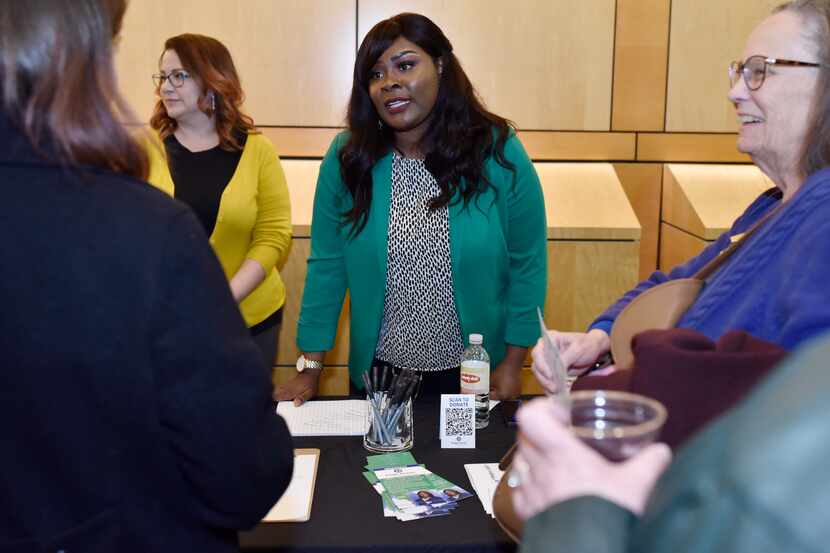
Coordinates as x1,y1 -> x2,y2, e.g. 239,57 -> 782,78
115,0 -> 355,126
637,133 -> 751,162
535,163 -> 641,240
518,131 -> 635,161
261,128 -> 342,159
662,164 -> 772,239
614,163 -> 663,279
659,223 -> 708,272
547,240 -> 640,332
665,0 -> 781,132
612,0 -> 670,131
357,0 -> 616,130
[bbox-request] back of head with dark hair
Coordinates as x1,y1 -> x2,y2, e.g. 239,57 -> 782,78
149,33 -> 257,152
0,0 -> 147,179
340,12 -> 515,236
774,0 -> 830,176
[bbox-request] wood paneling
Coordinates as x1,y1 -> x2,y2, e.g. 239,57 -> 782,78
547,240 -> 640,332
612,0 -> 670,131
614,163 -> 663,279
665,0 -> 781,132
535,163 -> 641,240
115,0 -> 355,126
358,0 -> 616,130
281,159 -> 323,236
518,131 -> 636,161
662,164 -> 772,239
637,133 -> 751,162
659,223 -> 708,272
261,128 -> 342,159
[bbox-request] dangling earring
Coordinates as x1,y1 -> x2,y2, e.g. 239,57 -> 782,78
377,118 -> 384,130
210,92 -> 216,113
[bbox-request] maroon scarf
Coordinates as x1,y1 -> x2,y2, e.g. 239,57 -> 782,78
572,329 -> 786,449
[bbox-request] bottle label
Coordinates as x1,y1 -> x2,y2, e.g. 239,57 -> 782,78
460,360 -> 489,394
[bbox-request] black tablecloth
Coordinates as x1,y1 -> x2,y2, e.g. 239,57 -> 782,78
240,397 -> 518,553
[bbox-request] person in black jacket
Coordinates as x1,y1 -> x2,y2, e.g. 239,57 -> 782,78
0,1 -> 293,551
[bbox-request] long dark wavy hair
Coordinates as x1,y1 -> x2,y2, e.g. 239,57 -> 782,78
340,12 -> 515,236
150,34 -> 257,151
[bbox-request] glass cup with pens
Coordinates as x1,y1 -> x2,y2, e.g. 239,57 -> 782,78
363,366 -> 417,453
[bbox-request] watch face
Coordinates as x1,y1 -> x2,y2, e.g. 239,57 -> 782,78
296,356 -> 305,372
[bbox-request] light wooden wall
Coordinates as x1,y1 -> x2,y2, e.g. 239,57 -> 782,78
666,0 -> 782,132
115,0 -> 355,126
114,0 -> 781,144
357,0 -> 616,130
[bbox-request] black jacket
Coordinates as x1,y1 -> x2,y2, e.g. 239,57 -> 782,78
0,112 -> 293,552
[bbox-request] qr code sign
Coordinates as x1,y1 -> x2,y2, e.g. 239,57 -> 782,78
446,407 -> 473,437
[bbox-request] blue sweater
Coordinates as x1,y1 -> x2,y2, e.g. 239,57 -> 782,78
591,168 -> 830,350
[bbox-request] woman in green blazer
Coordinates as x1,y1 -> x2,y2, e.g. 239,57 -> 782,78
276,13 -> 546,403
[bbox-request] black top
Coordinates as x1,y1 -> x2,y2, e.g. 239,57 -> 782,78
1,112 -> 293,553
164,132 -> 246,236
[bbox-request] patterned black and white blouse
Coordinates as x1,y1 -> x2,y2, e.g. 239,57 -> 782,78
373,152 -> 465,371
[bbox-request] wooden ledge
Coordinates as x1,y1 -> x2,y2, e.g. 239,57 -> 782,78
662,163 -> 772,239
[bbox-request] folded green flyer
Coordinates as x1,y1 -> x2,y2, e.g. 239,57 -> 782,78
364,451 -> 417,471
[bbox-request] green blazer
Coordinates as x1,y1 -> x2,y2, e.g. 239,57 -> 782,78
297,131 -> 547,387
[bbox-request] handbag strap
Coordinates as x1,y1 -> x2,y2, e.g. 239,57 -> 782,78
692,199 -> 783,281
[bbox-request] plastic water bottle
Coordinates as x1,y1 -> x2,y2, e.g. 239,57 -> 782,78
460,333 -> 490,429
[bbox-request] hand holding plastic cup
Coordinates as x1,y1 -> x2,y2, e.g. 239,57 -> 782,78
569,390 -> 667,461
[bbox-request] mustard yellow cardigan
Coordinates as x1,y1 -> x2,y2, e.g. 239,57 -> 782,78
146,132 -> 291,327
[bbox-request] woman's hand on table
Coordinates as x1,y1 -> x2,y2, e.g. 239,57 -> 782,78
490,359 -> 523,400
273,370 -> 321,406
510,397 -> 672,521
531,329 -> 611,394
490,345 -> 528,400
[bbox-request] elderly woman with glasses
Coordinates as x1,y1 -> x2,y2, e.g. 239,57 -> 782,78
532,0 -> 830,393
514,2 -> 830,552
146,34 -> 292,370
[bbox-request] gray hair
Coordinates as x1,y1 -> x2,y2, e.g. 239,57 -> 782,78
774,0 -> 830,176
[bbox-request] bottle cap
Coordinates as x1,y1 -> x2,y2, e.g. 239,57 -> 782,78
469,333 -> 483,345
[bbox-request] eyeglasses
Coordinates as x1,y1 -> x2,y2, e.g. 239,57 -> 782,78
728,55 -> 826,91
152,70 -> 191,89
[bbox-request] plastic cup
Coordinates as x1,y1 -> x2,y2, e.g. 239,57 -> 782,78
569,390 -> 667,461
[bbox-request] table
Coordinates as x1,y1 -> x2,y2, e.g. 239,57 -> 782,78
240,397 -> 519,553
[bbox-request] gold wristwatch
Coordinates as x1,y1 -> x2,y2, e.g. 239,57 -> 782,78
296,355 -> 323,373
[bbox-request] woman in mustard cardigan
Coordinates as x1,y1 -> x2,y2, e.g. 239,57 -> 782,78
146,34 -> 291,368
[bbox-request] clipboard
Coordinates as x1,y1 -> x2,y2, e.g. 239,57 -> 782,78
262,448 -> 320,522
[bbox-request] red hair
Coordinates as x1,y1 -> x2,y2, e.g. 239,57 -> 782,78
149,34 -> 257,151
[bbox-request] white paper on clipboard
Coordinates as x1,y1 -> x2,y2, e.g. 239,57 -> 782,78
262,448 -> 320,522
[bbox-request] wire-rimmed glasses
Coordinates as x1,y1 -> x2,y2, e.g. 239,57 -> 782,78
151,70 -> 191,89
729,55 -> 825,91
